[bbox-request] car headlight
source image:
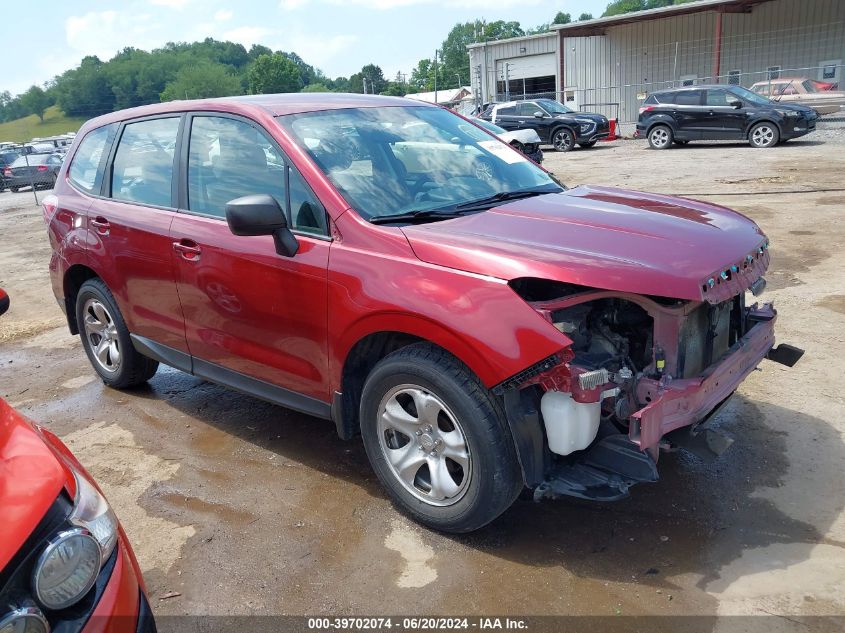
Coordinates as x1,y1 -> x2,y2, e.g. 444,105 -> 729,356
32,528 -> 101,610
0,606 -> 50,633
69,472 -> 118,565
30,470 -> 118,611
775,109 -> 800,117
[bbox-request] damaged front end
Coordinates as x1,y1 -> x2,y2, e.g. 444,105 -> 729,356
496,246 -> 803,502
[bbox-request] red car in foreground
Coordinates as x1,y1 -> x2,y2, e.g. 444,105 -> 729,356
42,94 -> 801,532
0,290 -> 155,632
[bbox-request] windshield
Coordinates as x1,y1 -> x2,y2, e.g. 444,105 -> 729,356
729,85 -> 773,106
536,99 -> 573,114
277,106 -> 560,222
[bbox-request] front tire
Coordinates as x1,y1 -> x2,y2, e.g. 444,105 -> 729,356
76,279 -> 158,388
578,141 -> 597,148
749,122 -> 779,148
360,343 -> 523,533
551,127 -> 575,152
648,125 -> 673,149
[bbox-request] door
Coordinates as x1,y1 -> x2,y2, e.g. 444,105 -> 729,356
170,114 -> 331,401
492,105 -> 519,130
669,89 -> 706,139
87,115 -> 188,354
702,89 -> 746,139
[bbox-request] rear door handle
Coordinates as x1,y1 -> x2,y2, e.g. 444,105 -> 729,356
90,217 -> 110,235
173,239 -> 202,261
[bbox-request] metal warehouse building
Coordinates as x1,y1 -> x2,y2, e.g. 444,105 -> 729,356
468,0 -> 845,131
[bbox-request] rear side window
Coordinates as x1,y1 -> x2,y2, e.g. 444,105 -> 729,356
68,125 -> 115,193
674,90 -> 703,106
111,117 -> 179,207
643,95 -> 658,105
496,106 -> 517,116
187,116 -> 285,218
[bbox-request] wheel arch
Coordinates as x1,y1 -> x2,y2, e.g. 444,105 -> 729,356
63,264 -> 100,334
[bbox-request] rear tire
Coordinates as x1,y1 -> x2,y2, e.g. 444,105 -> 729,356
578,141 -> 597,148
10,187 -> 19,193
360,343 -> 523,533
648,125 -> 673,149
749,122 -> 779,148
75,279 -> 159,388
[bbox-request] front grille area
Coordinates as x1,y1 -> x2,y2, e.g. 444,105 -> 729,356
677,297 -> 739,378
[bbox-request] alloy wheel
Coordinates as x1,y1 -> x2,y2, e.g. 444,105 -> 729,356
377,384 -> 472,507
553,129 -> 573,151
650,127 -> 670,149
751,125 -> 775,147
82,298 -> 121,373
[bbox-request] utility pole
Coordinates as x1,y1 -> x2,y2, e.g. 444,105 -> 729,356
455,73 -> 462,88
433,49 -> 439,104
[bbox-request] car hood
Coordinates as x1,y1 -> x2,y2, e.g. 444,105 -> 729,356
401,185 -> 769,303
768,100 -> 818,114
0,398 -> 67,570
499,128 -> 542,144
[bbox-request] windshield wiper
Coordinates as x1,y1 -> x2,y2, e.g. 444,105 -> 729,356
369,209 -> 465,225
453,187 -> 559,212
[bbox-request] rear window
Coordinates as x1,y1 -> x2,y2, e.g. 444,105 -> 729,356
69,125 -> 116,194
673,90 -> 703,106
111,117 -> 180,207
643,95 -> 658,105
11,154 -> 50,167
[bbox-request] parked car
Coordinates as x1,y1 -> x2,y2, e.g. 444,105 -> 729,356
4,153 -> 63,191
0,289 -> 156,633
637,85 -> 819,149
471,118 -> 543,163
44,94 -> 801,532
0,150 -> 22,192
749,78 -> 845,115
480,98 -> 610,152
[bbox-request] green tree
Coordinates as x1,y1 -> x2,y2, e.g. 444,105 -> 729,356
578,12 -> 594,20
301,82 -> 331,92
19,85 -> 51,122
360,64 -> 387,94
410,58 -> 435,92
53,56 -> 115,117
553,12 -> 572,25
160,61 -> 242,101
247,53 -> 303,94
602,0 -> 695,17
380,82 -> 406,96
526,23 -> 550,35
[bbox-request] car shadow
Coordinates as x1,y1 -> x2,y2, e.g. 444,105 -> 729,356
127,371 -> 843,608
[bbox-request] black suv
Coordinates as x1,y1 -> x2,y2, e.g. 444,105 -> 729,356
0,150 -> 21,192
480,98 -> 610,152
637,85 -> 818,149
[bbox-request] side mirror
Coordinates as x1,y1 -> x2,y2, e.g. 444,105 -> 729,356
533,111 -> 545,119
225,194 -> 299,258
730,100 -> 743,109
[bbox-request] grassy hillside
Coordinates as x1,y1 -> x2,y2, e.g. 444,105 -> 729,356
0,106 -> 86,143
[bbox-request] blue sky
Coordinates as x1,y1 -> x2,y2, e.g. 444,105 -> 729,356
1,0 -> 608,96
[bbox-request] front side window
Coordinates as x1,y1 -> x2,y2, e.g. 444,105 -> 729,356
187,116 -> 285,218
68,125 -> 115,194
277,106 -> 561,223
517,102 -> 539,117
705,89 -> 733,106
111,118 -> 179,207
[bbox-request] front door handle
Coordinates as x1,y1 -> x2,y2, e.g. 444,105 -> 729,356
90,217 -> 110,236
173,239 -> 202,261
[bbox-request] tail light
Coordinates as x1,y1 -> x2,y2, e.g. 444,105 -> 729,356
3,167 -> 10,176
639,105 -> 655,115
42,194 -> 59,224
37,165 -> 49,172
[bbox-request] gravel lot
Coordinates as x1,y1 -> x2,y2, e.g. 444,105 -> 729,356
1,121 -> 844,627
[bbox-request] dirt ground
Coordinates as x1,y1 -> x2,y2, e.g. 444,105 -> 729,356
1,126 -> 844,628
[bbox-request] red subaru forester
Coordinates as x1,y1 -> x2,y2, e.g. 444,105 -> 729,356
42,94 -> 801,532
